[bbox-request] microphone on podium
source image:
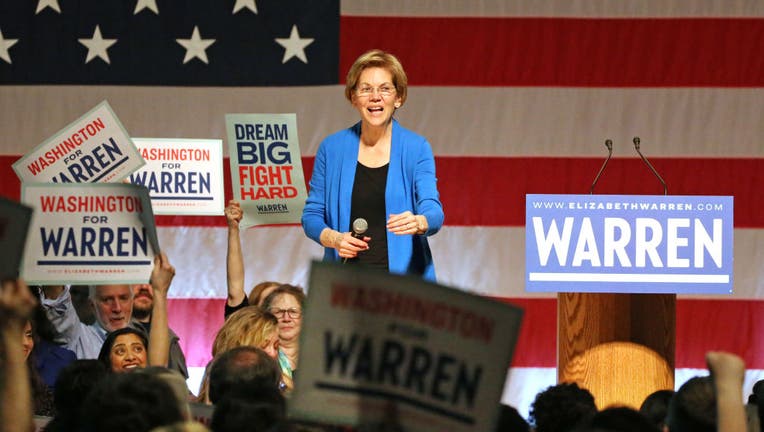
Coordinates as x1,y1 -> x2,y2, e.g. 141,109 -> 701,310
632,137 -> 668,195
589,139 -> 613,194
343,218 -> 368,264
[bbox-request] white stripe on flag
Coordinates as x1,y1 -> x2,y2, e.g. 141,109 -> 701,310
1,86 -> 762,158
341,0 -> 764,18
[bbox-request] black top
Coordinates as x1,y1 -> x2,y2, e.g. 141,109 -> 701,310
349,162 -> 389,271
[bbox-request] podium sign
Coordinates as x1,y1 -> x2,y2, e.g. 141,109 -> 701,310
526,194 -> 733,294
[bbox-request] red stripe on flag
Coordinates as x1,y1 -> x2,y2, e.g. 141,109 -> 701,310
340,17 -> 764,86
169,297 -> 764,369
1,156 -> 760,227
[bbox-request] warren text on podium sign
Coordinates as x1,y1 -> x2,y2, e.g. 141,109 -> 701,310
525,194 -> 733,294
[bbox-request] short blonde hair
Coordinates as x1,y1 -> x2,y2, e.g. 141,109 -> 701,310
211,306 -> 278,357
344,49 -> 408,106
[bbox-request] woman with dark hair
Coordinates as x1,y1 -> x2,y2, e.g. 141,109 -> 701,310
22,319 -> 56,416
97,327 -> 151,373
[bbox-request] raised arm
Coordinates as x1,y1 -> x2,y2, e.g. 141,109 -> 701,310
39,285 -> 84,349
707,351 -> 747,432
147,252 -> 174,368
225,200 -> 247,308
0,278 -> 36,432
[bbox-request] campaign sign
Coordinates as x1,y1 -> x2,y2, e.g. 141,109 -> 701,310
20,183 -> 158,285
226,113 -> 308,227
289,261 -> 524,432
13,100 -> 145,184
128,138 -> 224,215
526,194 -> 734,294
0,197 -> 33,279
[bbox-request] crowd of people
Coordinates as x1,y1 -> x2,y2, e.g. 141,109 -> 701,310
0,49 -> 758,432
0,267 -> 760,432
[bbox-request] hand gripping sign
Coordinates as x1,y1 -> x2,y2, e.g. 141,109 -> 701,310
20,183 -> 159,285
13,100 -> 145,184
289,261 -> 524,432
226,113 -> 308,227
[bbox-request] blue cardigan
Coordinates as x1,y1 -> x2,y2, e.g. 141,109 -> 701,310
302,120 -> 444,280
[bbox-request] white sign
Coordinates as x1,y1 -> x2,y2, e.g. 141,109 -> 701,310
226,113 -> 308,227
13,100 -> 144,184
289,262 -> 524,432
20,183 -> 158,285
128,138 -> 224,215
0,197 -> 33,279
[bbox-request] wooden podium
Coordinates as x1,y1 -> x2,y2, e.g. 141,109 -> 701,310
557,292 -> 675,409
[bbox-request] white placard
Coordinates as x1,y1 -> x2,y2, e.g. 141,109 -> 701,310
226,113 -> 308,227
129,138 -> 224,215
13,100 -> 144,184
20,183 -> 158,285
289,261 -> 524,432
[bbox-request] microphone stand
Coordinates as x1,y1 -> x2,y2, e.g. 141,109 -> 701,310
633,137 -> 668,195
590,139 -> 613,194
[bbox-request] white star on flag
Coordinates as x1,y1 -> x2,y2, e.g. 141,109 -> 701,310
78,25 -> 117,64
0,29 -> 18,64
35,0 -> 61,14
176,26 -> 216,64
233,0 -> 257,14
274,25 -> 314,64
134,0 -> 159,15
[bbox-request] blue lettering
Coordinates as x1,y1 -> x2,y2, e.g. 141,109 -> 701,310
40,227 -> 63,256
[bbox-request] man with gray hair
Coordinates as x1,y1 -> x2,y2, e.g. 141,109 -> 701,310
40,253 -> 175,360
41,284 -> 134,359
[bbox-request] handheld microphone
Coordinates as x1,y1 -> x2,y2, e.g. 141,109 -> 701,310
632,137 -> 668,195
589,139 -> 613,194
343,218 -> 368,263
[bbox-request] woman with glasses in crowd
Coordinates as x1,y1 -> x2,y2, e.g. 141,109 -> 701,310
262,285 -> 305,391
301,49 -> 444,281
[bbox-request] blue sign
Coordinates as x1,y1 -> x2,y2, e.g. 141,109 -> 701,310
525,194 -> 733,294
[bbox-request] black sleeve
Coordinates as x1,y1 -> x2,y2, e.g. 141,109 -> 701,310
224,294 -> 249,320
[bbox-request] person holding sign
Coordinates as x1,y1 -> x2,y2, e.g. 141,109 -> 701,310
302,49 -> 444,280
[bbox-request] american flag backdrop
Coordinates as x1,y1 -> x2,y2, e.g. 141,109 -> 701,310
1,0 -> 763,417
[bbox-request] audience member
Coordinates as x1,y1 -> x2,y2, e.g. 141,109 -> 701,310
208,346 -> 289,432
212,306 -> 280,359
705,351 -> 746,432
44,359 -> 109,432
28,290 -> 76,389
40,283 -> 133,359
579,406 -> 659,432
223,199 -> 281,319
80,371 -> 184,432
195,307 -> 280,403
149,421 -> 211,432
20,319 -> 56,416
208,346 -> 283,404
69,284 -> 96,325
0,278 -> 37,432
529,382 -> 597,432
132,281 -> 189,378
211,399 -> 291,432
39,252 -> 175,364
494,404 -> 530,432
135,366 -> 192,420
639,389 -> 674,430
97,327 -> 150,372
262,284 -> 305,388
665,376 -> 715,431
